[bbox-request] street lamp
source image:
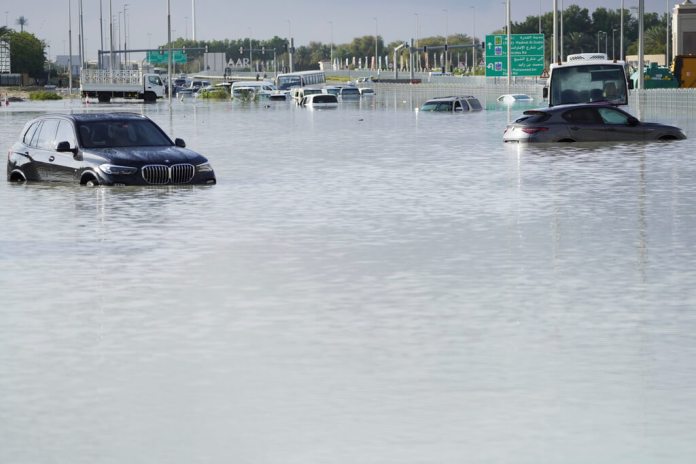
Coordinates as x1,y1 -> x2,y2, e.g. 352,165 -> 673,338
443,8 -> 448,72
329,20 -> 333,70
414,12 -> 420,71
471,6 -> 476,72
373,16 -> 378,72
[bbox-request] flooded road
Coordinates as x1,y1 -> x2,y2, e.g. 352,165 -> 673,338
1,89 -> 696,463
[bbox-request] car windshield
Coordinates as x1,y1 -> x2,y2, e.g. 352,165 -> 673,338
77,120 -> 173,148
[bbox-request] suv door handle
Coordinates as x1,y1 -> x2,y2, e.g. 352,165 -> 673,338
49,156 -> 55,162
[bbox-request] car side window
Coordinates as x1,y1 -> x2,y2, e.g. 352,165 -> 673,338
597,107 -> 631,125
23,122 -> 40,146
35,119 -> 60,150
468,98 -> 483,111
562,108 -> 602,124
55,120 -> 77,148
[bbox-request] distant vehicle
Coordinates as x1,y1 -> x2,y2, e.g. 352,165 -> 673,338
358,87 -> 376,96
290,86 -> 323,103
338,86 -> 361,100
543,53 -> 632,107
299,93 -> 338,109
172,77 -> 187,95
230,80 -> 277,99
503,103 -> 686,143
275,70 -> 326,91
497,94 -> 534,104
322,85 -> 343,96
7,113 -> 216,186
177,79 -> 211,96
419,96 -> 483,112
80,68 -> 165,103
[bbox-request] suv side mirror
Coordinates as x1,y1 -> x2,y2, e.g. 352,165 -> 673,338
174,138 -> 186,148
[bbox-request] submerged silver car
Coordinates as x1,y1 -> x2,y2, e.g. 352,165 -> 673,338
420,96 -> 483,112
503,103 -> 686,143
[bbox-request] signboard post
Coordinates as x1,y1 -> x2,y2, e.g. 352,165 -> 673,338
485,33 -> 544,77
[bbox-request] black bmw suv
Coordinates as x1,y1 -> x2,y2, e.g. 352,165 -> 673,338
7,112 -> 216,186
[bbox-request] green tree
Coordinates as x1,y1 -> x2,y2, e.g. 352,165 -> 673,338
6,30 -> 45,78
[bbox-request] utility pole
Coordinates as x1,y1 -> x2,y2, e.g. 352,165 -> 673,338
68,0 -> 73,93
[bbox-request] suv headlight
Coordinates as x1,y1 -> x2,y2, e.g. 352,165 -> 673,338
99,164 -> 138,175
196,162 -> 214,173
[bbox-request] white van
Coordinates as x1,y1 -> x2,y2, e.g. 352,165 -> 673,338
230,80 -> 277,99
291,86 -> 324,103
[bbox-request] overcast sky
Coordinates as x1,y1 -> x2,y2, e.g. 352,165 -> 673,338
3,0 -> 674,60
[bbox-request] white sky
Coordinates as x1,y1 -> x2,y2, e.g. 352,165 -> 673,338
3,0 -> 674,60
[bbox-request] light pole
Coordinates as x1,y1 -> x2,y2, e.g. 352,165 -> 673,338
597,30 -> 603,52
414,12 -> 420,71
329,20 -> 333,70
191,0 -> 196,41
123,4 -> 128,68
286,19 -> 292,73
620,0 -> 624,61
539,0 -> 542,34
443,8 -> 448,72
471,6 -> 476,72
604,30 -> 608,55
666,0 -> 670,66
248,28 -> 253,73
68,0 -> 72,92
612,28 -> 617,60
373,16 -> 378,72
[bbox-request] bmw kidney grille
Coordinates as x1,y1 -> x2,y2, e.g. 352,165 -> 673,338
141,164 -> 195,184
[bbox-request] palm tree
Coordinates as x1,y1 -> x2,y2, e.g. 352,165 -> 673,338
16,16 -> 28,33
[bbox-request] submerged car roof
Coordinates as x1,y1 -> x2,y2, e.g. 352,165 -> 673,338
523,102 -> 622,114
33,112 -> 151,123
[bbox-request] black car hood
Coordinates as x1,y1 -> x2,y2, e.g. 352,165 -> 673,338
84,146 -> 207,165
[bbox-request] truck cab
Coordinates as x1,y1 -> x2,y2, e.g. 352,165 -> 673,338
543,53 -> 632,107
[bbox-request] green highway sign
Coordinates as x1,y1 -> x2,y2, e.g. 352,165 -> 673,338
484,33 -> 544,77
147,50 -> 188,64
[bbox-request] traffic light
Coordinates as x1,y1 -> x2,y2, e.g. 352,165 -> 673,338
261,46 -> 265,55
240,47 -> 244,54
423,45 -> 427,53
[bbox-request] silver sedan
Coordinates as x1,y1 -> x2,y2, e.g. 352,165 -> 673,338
503,103 -> 686,143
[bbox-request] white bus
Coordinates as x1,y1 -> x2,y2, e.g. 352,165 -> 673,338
543,53 -> 632,107
275,70 -> 326,91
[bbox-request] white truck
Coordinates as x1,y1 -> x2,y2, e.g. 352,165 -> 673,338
80,69 -> 166,103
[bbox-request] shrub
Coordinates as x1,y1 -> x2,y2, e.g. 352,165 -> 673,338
29,91 -> 63,100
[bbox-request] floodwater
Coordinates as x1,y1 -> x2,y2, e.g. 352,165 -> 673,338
1,89 -> 696,464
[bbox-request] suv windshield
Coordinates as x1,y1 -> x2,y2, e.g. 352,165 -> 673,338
77,120 -> 173,148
